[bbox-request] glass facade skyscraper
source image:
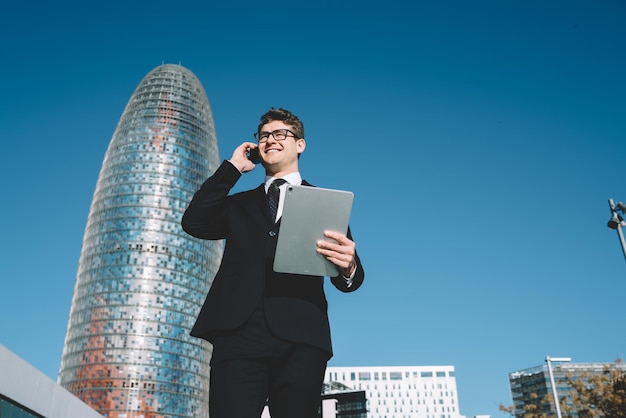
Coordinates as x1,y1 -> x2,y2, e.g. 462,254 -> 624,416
58,64 -> 222,418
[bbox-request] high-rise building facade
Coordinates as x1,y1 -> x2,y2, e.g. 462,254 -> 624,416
58,64 -> 222,417
508,361 -> 626,417
325,366 -> 463,418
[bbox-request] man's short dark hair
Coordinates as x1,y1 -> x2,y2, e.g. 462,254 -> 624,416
257,108 -> 304,139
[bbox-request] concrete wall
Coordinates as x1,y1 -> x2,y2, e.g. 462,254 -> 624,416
0,344 -> 103,418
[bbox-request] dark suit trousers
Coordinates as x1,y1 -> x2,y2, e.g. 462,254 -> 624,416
209,303 -> 328,418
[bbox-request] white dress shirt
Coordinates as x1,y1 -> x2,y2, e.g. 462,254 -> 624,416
264,172 -> 302,222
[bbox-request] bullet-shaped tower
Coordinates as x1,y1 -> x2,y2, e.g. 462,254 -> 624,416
59,64 -> 222,417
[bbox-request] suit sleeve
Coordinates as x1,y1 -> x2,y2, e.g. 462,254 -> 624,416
181,160 -> 241,240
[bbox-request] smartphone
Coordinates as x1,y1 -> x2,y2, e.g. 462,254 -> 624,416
248,147 -> 261,164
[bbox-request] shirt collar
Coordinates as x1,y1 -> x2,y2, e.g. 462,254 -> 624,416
264,172 -> 302,192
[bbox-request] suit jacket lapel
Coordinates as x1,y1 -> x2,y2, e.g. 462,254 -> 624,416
251,183 -> 274,224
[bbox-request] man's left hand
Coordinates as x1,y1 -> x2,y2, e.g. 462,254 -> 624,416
316,231 -> 356,277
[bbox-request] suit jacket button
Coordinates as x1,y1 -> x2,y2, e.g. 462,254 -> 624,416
269,231 -> 277,237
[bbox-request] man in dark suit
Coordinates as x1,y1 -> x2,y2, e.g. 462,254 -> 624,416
181,108 -> 364,418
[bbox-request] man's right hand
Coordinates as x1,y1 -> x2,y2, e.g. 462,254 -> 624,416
228,142 -> 258,173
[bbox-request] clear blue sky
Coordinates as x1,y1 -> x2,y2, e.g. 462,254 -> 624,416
1,1 -> 625,416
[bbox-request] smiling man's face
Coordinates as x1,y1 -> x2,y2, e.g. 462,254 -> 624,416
259,120 -> 306,177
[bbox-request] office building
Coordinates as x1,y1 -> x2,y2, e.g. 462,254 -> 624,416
508,361 -> 626,416
325,366 -> 463,418
58,64 -> 222,417
322,381 -> 368,418
260,382 -> 367,418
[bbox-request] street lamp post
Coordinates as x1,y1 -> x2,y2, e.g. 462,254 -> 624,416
545,356 -> 571,418
607,198 -> 626,262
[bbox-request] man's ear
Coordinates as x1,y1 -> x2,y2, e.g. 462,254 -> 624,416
297,138 -> 306,154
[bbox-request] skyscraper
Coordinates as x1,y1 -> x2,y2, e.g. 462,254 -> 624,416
58,64 -> 222,417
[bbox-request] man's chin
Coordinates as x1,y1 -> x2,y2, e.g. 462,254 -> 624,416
262,155 -> 282,166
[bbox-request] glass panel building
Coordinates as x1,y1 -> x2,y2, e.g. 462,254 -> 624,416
58,64 -> 222,418
321,382 -> 368,418
508,361 -> 626,417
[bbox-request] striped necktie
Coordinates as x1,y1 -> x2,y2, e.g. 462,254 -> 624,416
267,178 -> 287,222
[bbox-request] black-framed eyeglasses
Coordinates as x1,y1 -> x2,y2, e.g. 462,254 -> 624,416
254,129 -> 299,143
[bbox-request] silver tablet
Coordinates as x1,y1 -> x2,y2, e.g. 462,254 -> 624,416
273,185 -> 354,276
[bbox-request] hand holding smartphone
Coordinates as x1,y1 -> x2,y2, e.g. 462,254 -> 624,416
247,147 -> 261,164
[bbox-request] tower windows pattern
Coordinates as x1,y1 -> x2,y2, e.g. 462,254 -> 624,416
58,64 -> 222,418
